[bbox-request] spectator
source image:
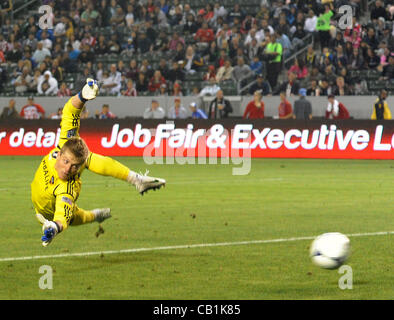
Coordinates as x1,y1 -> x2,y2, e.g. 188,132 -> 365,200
306,79 -> 321,96
288,57 -> 308,80
318,78 -> 332,96
101,64 -> 122,95
275,71 -> 300,97
14,66 -> 33,94
243,90 -> 265,119
172,82 -> 183,96
199,77 -> 221,97
20,96 -> 45,119
304,9 -> 317,34
195,22 -> 215,44
380,53 -> 394,80
293,88 -> 312,120
332,76 -> 352,96
148,70 -> 167,94
1,99 -> 19,119
81,3 -> 100,27
189,102 -> 208,119
326,94 -> 350,120
216,59 -> 234,82
249,73 -> 271,96
371,90 -> 392,120
208,89 -> 233,119
32,41 -> 51,64
168,32 -> 185,51
250,56 -> 263,75
159,83 -> 168,96
122,79 -> 137,96
232,56 -> 253,84
136,72 -> 149,93
50,108 -> 63,120
278,91 -> 293,119
167,61 -> 185,83
168,97 -> 188,119
203,65 -> 217,81
181,45 -> 204,74
37,70 -> 59,96
370,0 -> 387,22
57,82 -> 72,97
95,104 -> 117,119
143,99 -> 166,119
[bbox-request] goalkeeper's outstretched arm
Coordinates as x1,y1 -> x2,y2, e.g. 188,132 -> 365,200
71,78 -> 99,109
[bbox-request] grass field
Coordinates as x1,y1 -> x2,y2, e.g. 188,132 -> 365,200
0,156 -> 392,300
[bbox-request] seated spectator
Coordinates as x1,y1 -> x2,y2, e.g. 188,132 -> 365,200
159,83 -> 168,96
168,97 -> 188,119
380,53 -> 394,80
101,64 -> 122,95
20,96 -> 45,119
125,59 -> 139,82
143,99 -> 166,119
216,59 -> 234,82
148,70 -> 167,94
136,72 -> 149,93
208,89 -> 233,119
95,34 -> 109,55
37,70 -> 59,96
172,82 -> 183,96
57,82 -> 72,97
181,45 -> 204,74
199,77 -> 221,97
95,104 -> 117,119
331,76 -> 352,96
80,3 -> 100,27
121,79 -> 137,96
250,56 -> 263,75
1,99 -> 20,119
306,79 -> 321,96
318,78 -> 332,96
50,108 -> 63,120
275,71 -> 300,97
194,22 -> 215,43
32,41 -> 51,64
249,73 -> 271,96
288,58 -> 308,80
203,65 -> 217,81
326,95 -> 350,119
14,66 -> 33,94
232,57 -> 253,84
243,90 -> 265,119
189,102 -> 208,119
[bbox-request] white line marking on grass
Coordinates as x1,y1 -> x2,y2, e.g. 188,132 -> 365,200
0,231 -> 392,263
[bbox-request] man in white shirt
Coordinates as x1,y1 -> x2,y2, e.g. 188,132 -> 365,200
143,100 -> 166,119
32,41 -> 51,64
199,77 -> 221,97
37,70 -> 59,95
101,64 -> 122,95
304,9 -> 317,33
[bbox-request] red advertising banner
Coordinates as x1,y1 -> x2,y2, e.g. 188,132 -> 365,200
0,119 -> 393,159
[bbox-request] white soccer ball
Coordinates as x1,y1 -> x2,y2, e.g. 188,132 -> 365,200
309,232 -> 351,269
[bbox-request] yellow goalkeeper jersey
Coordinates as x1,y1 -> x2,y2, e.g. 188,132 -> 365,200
31,98 -> 86,229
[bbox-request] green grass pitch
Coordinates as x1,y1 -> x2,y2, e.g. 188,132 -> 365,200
0,156 -> 392,300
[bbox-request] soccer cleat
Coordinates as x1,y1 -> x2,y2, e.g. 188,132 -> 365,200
92,208 -> 112,223
133,171 -> 166,195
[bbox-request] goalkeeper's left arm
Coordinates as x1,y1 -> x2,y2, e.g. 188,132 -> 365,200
71,78 -> 99,109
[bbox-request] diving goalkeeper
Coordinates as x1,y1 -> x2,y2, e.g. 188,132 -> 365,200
31,79 -> 166,246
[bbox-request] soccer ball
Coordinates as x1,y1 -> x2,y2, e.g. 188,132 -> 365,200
309,232 -> 351,269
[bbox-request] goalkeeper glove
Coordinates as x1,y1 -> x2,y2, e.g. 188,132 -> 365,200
36,214 -> 60,247
79,78 -> 99,102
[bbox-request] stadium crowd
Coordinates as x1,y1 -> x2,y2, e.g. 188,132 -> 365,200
0,0 -> 393,119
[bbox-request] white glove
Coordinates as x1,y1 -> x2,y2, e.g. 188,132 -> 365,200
81,78 -> 99,100
36,214 -> 59,247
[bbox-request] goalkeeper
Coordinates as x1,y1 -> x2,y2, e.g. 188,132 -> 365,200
31,79 -> 166,246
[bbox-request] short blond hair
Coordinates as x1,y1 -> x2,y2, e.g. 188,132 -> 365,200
61,137 -> 89,164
